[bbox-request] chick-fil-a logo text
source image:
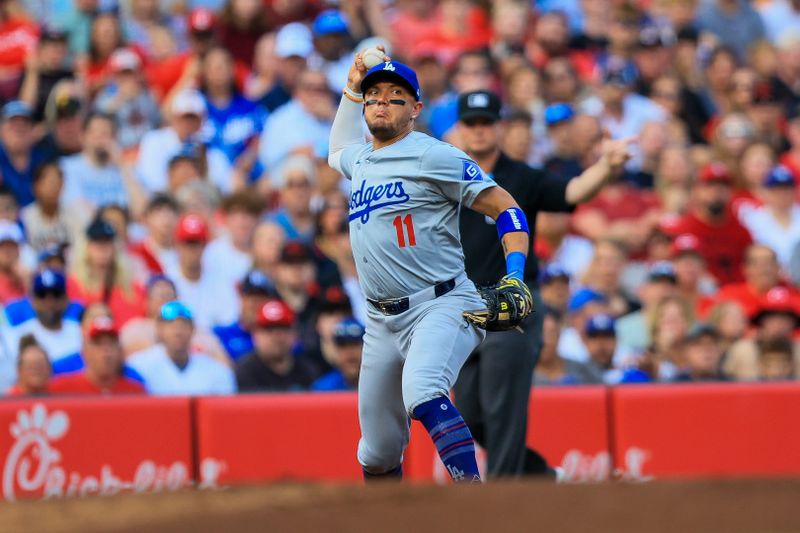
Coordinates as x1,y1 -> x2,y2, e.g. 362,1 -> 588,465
2,404 -> 190,501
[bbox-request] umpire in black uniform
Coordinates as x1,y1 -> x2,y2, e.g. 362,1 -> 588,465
454,90 -> 631,477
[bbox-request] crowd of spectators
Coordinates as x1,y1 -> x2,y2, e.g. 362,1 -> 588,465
0,0 -> 798,397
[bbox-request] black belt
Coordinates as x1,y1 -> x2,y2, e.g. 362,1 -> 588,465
368,278 -> 457,316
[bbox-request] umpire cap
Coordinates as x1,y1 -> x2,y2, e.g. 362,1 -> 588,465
458,91 -> 501,122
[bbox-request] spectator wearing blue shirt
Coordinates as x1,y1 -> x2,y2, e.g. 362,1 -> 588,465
252,23 -> 313,113
269,155 -> 316,243
311,317 -> 364,392
213,270 -> 275,361
426,51 -> 493,141
59,112 -> 142,215
200,46 -> 268,185
0,101 -> 48,207
0,269 -> 84,392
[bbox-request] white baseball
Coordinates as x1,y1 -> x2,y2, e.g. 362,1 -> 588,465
361,47 -> 386,69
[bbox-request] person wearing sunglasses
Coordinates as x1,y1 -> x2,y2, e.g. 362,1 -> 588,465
127,300 -> 236,396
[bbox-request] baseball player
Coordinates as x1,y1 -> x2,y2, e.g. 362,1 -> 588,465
329,51 -> 628,483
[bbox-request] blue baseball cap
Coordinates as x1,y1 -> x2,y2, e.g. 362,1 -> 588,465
568,288 -> 607,313
240,269 -> 274,296
585,314 -> 616,337
33,269 -> 66,296
544,103 -> 575,127
160,300 -> 193,322
333,317 -> 365,345
313,9 -> 349,36
539,263 -> 570,284
764,165 -> 796,188
361,61 -> 421,101
2,100 -> 32,120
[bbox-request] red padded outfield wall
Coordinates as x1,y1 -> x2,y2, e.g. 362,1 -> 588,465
2,382 -> 800,500
610,382 -> 800,479
194,393 -> 363,485
0,397 -> 193,501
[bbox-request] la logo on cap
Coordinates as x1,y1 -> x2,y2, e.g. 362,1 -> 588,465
383,62 -> 395,71
468,93 -> 489,108
41,270 -> 56,286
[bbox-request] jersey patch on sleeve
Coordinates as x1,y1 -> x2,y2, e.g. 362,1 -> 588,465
462,160 -> 482,181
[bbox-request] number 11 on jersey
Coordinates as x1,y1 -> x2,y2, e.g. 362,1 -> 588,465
393,214 -> 416,248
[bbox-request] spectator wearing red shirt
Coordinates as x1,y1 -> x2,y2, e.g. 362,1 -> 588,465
216,0 -> 269,68
670,162 -> 753,285
147,8 -> 217,102
409,0 -> 492,69
81,12 -> 125,96
670,233 -> 716,317
0,7 -> 38,101
50,316 -> 144,395
5,334 -> 50,396
725,286 -> 800,380
130,194 -> 180,277
572,173 -> 662,258
713,244 -> 800,320
67,217 -> 146,327
0,220 -> 27,304
526,11 -> 595,81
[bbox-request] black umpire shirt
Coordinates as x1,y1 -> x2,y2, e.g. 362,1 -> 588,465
460,152 -> 574,286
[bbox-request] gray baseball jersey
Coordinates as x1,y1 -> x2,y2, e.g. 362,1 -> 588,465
333,131 -> 496,300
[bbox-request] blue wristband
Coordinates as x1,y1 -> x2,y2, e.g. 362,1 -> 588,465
495,207 -> 530,238
505,251 -> 526,280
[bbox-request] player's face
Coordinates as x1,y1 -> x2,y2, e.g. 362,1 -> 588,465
363,82 -> 422,141
458,118 -> 501,158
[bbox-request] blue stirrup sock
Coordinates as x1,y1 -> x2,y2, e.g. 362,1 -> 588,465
412,396 -> 481,483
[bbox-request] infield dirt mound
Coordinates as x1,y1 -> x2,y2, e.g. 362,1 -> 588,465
1,479 -> 798,533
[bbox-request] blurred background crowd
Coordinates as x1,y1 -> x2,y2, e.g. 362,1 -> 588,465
0,0 -> 798,397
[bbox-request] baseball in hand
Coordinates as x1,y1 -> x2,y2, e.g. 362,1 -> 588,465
361,47 -> 387,69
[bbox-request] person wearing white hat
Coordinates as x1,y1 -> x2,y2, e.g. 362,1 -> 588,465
135,88 -> 233,193
251,23 -> 314,112
94,48 -> 160,149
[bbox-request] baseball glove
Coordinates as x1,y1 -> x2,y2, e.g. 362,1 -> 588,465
463,275 -> 534,331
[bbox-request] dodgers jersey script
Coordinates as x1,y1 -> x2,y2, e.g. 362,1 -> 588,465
333,131 -> 496,300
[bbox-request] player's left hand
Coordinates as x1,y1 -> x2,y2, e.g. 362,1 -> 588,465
463,275 -> 534,332
599,133 -> 635,171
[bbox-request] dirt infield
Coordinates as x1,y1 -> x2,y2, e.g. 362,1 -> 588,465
2,479 -> 799,533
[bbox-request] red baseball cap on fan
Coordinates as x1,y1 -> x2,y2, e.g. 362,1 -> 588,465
175,214 -> 209,243
697,162 -> 732,185
670,233 -> 702,258
87,316 -> 119,339
255,300 -> 296,328
188,8 -> 215,33
752,287 -> 800,326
